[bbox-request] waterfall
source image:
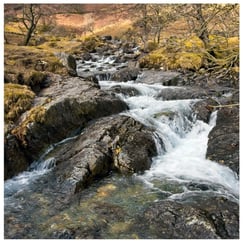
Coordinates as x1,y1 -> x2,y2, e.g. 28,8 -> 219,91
100,80 -> 239,200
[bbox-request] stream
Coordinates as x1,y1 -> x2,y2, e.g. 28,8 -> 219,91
4,52 -> 239,239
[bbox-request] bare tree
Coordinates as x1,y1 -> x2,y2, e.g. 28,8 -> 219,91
193,4 -> 209,47
132,4 -> 151,51
149,4 -> 177,44
19,4 -> 42,46
181,4 -> 239,47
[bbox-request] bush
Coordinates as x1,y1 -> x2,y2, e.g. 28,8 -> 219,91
146,41 -> 159,52
26,71 -> 48,92
81,36 -> 104,52
139,36 -> 204,70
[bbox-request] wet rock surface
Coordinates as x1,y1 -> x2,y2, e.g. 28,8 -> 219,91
4,135 -> 29,179
206,106 -> 239,175
135,196 -> 239,239
110,67 -> 140,82
50,115 -> 157,194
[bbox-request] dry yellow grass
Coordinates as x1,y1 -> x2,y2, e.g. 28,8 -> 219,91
4,83 -> 35,123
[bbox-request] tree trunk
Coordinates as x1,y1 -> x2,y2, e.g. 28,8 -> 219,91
195,4 -> 209,47
24,28 -> 33,46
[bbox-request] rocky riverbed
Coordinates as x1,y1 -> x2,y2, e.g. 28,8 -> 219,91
4,38 -> 239,239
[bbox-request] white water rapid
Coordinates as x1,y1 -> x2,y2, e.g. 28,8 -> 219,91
99,80 -> 239,201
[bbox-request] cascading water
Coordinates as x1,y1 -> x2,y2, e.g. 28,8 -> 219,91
99,80 -> 239,201
4,135 -> 78,199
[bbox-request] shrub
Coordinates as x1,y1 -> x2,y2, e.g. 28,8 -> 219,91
26,71 -> 48,92
81,36 -> 104,52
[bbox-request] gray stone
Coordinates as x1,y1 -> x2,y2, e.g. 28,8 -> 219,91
206,107 -> 239,175
136,196 -> 239,239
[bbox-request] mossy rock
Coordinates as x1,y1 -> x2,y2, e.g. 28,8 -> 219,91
4,83 -> 35,123
11,105 -> 47,146
175,52 -> 203,70
139,48 -> 167,69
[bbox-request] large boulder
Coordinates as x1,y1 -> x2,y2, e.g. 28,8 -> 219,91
48,115 -> 157,194
5,75 -> 127,179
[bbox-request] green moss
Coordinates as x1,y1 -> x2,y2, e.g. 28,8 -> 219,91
12,105 -> 47,146
4,83 -> 35,123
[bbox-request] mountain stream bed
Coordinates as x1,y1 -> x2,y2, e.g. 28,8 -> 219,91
4,54 -> 239,239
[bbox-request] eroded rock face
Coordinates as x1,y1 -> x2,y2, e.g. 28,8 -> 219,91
136,196 -> 239,239
206,107 -> 239,175
49,115 -> 157,194
4,135 -> 29,180
5,75 -> 127,179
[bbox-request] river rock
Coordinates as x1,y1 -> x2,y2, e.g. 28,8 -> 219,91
5,75 -> 127,179
66,54 -> 77,76
192,98 -> 219,123
206,106 -> 239,175
136,70 -> 183,85
110,67 -> 140,82
156,87 -> 207,100
135,196 -> 238,239
49,115 -> 157,194
108,85 -> 140,97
